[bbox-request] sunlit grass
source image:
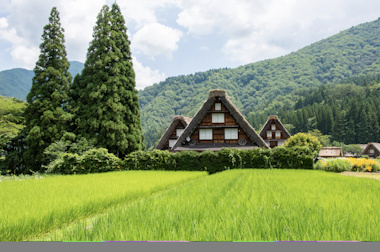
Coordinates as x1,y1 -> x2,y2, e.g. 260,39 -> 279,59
39,169 -> 380,241
0,170 -> 207,241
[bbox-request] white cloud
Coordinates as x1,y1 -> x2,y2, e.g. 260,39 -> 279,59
132,56 -> 166,90
199,46 -> 208,51
10,45 -> 39,68
0,17 -> 8,28
132,23 -> 183,59
176,0 -> 380,64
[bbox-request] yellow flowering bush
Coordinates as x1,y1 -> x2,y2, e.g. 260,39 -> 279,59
314,158 -> 379,173
346,157 -> 379,172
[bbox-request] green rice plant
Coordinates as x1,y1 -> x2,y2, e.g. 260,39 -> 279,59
40,169 -> 380,241
0,170 -> 207,241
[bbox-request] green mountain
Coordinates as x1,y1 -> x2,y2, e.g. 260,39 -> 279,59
138,18 -> 380,149
0,61 -> 84,100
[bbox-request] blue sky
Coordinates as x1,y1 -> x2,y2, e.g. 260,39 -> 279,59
0,0 -> 380,90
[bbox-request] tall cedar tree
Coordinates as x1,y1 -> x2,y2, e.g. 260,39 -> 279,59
23,7 -> 72,172
73,4 -> 144,158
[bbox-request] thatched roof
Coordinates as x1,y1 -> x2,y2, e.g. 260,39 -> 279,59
154,115 -> 192,150
361,143 -> 380,155
319,147 -> 343,157
172,90 -> 269,150
259,115 -> 291,138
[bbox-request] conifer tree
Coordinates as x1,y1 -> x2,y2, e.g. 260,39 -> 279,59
331,108 -> 345,142
73,4 -> 144,158
345,117 -> 356,144
357,108 -> 369,144
23,7 -> 72,171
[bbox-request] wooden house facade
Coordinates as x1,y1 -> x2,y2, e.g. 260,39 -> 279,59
259,115 -> 291,148
172,90 -> 269,152
155,116 -> 192,151
361,143 -> 380,158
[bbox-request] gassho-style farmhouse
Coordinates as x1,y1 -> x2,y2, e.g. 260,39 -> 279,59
155,89 -> 291,152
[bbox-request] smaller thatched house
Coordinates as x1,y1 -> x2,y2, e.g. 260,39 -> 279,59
259,115 -> 291,148
319,147 -> 343,158
361,143 -> 380,158
155,116 -> 192,151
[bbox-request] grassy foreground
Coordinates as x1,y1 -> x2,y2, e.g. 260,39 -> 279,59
0,170 -> 207,241
39,169 -> 380,241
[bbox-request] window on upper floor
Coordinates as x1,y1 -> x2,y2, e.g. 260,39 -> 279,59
212,113 -> 224,123
271,124 -> 276,130
215,103 -> 221,110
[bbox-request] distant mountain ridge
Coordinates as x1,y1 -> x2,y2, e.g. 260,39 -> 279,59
0,61 -> 84,100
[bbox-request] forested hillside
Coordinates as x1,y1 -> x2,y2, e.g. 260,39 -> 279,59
249,74 -> 380,144
138,18 -> 380,149
0,61 -> 84,100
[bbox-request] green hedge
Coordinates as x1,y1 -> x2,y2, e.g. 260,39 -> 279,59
47,148 -> 122,174
122,146 -> 314,174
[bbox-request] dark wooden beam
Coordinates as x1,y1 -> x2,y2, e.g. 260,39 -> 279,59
197,125 -> 239,129
207,110 -> 229,113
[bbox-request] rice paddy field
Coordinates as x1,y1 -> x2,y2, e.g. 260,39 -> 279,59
36,169 -> 380,242
0,170 -> 207,241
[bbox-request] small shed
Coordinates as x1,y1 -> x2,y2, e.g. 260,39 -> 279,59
361,143 -> 380,158
319,147 -> 343,158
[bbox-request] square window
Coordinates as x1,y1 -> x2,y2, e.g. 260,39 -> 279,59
271,124 -> 276,130
169,140 -> 176,148
212,113 -> 224,123
370,149 -> 374,154
225,128 -> 238,139
215,103 -> 221,110
199,129 -> 213,140
176,129 -> 184,136
267,132 -> 272,138
275,131 -> 281,137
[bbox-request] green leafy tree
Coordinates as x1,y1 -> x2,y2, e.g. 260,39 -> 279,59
72,4 -> 144,158
342,144 -> 363,157
0,96 -> 26,157
284,132 -> 322,156
307,129 -> 331,147
357,108 -> 369,144
23,7 -> 72,172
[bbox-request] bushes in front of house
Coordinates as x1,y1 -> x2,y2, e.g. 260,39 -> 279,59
122,146 -> 314,174
314,157 -> 379,173
46,148 -> 122,174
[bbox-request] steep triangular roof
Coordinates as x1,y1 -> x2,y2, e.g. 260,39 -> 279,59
361,142 -> 380,155
155,115 -> 192,150
172,90 -> 269,150
259,115 -> 291,139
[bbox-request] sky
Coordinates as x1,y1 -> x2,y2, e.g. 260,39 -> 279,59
0,0 -> 380,90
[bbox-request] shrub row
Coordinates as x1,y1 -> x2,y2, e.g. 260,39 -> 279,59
47,148 -> 122,174
123,147 -> 314,174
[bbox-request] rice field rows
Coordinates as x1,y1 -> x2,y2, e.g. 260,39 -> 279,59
0,170 -> 207,241
39,169 -> 380,241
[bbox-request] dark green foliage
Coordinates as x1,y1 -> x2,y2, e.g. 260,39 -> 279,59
342,144 -> 363,157
72,4 -> 144,158
48,148 -> 122,174
123,147 -> 314,174
122,150 -> 175,171
23,7 -> 72,172
173,151 -> 201,171
271,146 -> 314,169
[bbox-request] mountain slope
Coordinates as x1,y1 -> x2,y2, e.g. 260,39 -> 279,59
138,18 -> 380,149
0,61 -> 84,100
